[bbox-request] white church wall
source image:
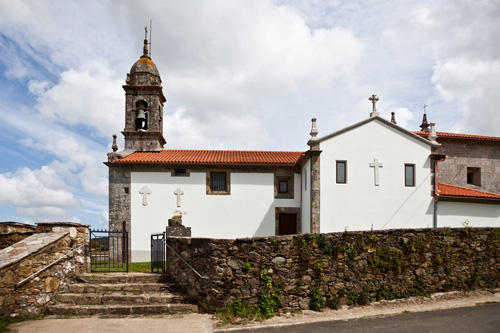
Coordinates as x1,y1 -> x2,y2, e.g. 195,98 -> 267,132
301,159 -> 311,233
320,119 -> 435,232
130,171 -> 301,262
437,201 -> 500,228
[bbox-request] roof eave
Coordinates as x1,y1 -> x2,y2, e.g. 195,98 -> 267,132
318,116 -> 440,148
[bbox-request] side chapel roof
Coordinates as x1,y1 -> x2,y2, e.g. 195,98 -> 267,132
115,150 -> 305,167
413,131 -> 500,142
438,183 -> 500,201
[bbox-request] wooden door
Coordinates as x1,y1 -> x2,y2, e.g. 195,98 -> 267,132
279,213 -> 297,235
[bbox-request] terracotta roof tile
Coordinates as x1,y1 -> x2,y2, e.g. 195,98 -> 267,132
116,150 -> 305,167
413,131 -> 500,142
438,183 -> 500,200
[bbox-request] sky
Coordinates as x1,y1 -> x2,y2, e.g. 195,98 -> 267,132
0,0 -> 499,229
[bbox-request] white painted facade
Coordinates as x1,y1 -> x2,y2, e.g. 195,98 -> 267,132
437,201 -> 500,228
130,171 -> 301,261
318,117 -> 436,232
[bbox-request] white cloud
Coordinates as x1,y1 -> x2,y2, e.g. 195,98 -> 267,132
0,166 -> 79,209
31,61 -> 123,138
432,58 -> 500,135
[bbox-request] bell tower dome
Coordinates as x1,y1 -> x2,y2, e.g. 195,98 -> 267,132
122,35 -> 166,152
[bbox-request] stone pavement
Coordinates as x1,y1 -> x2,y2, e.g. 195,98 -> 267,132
9,289 -> 500,333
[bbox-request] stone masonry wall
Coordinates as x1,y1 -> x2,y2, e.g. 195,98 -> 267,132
165,228 -> 500,313
0,222 -> 89,317
437,139 -> 500,194
0,222 -> 36,250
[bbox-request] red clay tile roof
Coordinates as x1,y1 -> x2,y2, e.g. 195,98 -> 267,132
438,183 -> 500,200
413,131 -> 500,142
116,150 -> 305,167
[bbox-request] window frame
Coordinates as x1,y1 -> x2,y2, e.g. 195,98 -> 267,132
274,173 -> 294,199
336,161 -> 347,184
206,170 -> 231,195
405,164 -> 415,187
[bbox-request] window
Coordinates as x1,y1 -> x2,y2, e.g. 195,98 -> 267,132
405,164 -> 415,187
274,173 -> 294,199
336,161 -> 346,184
207,170 -> 230,195
467,167 -> 481,186
173,168 -> 189,177
211,172 -> 226,191
279,181 -> 288,193
124,187 -> 129,194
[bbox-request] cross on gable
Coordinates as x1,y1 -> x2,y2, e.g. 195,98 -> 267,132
370,158 -> 383,186
369,94 -> 380,117
139,185 -> 152,206
174,188 -> 184,207
369,94 -> 379,111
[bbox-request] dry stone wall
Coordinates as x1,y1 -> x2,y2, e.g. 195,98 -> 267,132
165,227 -> 500,313
0,222 -> 89,317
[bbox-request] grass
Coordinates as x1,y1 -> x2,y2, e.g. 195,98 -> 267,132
89,261 -> 155,273
128,262 -> 152,273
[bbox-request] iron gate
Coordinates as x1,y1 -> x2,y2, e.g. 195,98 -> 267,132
151,232 -> 166,273
90,229 -> 128,272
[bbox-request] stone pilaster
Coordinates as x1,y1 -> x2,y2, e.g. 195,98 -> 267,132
309,151 -> 321,234
307,118 -> 321,234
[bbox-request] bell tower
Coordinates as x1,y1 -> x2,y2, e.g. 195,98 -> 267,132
121,34 -> 166,152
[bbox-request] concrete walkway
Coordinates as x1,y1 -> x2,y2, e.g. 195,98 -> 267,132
9,289 -> 500,333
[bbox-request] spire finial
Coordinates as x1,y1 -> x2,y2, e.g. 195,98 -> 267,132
419,104 -> 430,132
142,26 -> 150,58
391,112 -> 397,124
369,94 -> 380,117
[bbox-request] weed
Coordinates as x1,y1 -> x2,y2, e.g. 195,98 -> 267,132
310,286 -> 324,311
242,260 -> 251,272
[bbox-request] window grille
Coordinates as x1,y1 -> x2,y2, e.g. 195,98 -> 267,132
211,172 -> 226,191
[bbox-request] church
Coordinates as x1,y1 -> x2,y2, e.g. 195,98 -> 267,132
107,38 -> 500,262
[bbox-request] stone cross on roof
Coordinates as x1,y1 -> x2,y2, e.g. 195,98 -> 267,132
369,94 -> 380,117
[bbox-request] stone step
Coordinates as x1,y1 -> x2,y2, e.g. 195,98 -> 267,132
67,283 -> 173,294
77,273 -> 168,284
48,303 -> 198,316
56,293 -> 186,305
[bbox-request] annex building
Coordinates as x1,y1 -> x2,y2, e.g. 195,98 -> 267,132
107,39 -> 500,261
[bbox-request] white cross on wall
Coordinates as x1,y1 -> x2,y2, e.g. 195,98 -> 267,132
139,185 -> 152,206
370,158 -> 383,186
174,188 -> 184,207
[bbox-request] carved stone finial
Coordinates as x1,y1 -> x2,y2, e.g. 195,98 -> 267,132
369,94 -> 380,117
391,112 -> 397,124
111,134 -> 118,152
307,118 -> 320,150
310,118 -> 318,138
428,122 -> 438,143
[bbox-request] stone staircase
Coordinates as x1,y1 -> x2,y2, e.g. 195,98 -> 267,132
49,273 -> 198,316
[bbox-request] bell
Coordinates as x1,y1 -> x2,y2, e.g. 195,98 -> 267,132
135,109 -> 147,130
136,109 -> 146,120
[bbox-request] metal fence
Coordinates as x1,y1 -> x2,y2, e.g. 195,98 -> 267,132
151,232 -> 166,273
90,229 -> 128,272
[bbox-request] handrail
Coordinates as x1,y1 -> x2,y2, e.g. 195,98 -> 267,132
15,244 -> 86,289
164,240 -> 209,280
